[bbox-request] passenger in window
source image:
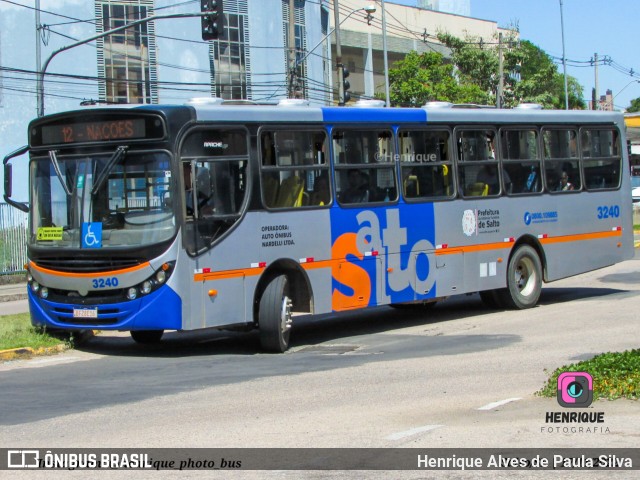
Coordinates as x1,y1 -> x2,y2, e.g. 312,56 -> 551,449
340,169 -> 369,203
558,171 -> 574,191
183,163 -> 195,216
310,174 -> 331,205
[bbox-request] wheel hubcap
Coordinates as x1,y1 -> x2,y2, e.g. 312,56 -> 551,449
515,257 -> 536,297
280,296 -> 293,333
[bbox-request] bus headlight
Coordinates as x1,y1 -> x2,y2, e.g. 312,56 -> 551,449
124,262 -> 174,301
40,287 -> 49,299
31,281 -> 40,292
155,270 -> 166,284
141,281 -> 152,295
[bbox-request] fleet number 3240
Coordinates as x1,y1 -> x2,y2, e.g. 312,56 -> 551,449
597,205 -> 620,219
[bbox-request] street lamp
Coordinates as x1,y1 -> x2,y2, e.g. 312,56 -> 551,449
36,11 -> 212,117
609,79 -> 640,111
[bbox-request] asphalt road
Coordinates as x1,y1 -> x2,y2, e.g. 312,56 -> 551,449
2,252 -> 639,479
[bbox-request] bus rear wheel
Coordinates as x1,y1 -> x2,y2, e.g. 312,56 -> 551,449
259,275 -> 292,353
131,330 -> 164,344
497,245 -> 542,309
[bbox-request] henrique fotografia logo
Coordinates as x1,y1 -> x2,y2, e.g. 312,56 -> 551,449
557,372 -> 593,408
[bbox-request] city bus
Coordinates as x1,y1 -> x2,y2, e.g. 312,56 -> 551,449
3,98 -> 634,352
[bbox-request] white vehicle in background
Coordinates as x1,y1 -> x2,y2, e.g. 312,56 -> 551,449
632,176 -> 640,203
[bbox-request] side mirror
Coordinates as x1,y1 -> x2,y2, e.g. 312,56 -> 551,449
3,145 -> 30,213
4,163 -> 12,198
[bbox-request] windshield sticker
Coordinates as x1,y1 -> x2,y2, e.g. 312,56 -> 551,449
36,227 -> 63,241
82,222 -> 102,249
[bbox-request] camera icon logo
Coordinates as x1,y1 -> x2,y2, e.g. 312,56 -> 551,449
557,371 -> 593,408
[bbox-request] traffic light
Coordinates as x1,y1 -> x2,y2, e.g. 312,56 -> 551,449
201,0 -> 223,40
338,64 -> 351,105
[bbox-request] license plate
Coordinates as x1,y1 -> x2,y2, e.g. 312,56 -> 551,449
73,308 -> 98,319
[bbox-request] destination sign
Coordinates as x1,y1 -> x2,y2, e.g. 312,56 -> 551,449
40,119 -> 146,145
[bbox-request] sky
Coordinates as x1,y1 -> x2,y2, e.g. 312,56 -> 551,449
391,0 -> 640,110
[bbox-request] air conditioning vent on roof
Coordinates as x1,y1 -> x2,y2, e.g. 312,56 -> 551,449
185,97 -> 224,106
277,99 -> 310,107
353,99 -> 385,108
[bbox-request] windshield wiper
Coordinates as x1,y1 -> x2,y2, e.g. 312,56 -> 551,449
49,150 -> 73,196
91,146 -> 128,196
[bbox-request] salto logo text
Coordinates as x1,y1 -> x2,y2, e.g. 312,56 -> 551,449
557,371 -> 593,408
8,450 -> 40,468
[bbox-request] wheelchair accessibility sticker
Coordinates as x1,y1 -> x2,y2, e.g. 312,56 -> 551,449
82,222 -> 102,248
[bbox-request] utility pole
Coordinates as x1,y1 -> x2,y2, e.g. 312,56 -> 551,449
288,0 -> 297,98
381,0 -> 390,107
35,0 -> 42,116
559,0 -> 569,110
333,0 -> 346,105
594,52 -> 599,110
497,32 -> 503,109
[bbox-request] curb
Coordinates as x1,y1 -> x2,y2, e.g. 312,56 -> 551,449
0,293 -> 28,303
0,344 -> 68,361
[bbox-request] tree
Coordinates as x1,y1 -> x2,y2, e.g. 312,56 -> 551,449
436,33 -> 586,109
385,51 -> 489,107
627,97 -> 640,113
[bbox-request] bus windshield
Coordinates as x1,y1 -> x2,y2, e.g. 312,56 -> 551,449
30,149 -> 176,249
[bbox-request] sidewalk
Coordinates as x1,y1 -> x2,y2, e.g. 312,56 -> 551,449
0,282 -> 28,303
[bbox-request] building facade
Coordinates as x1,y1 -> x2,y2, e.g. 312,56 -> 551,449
0,0 -> 507,201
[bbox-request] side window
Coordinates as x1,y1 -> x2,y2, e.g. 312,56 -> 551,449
581,128 -> 621,190
180,128 -> 249,255
500,128 -> 541,195
543,128 -> 580,192
333,129 -> 397,205
398,129 -> 453,200
456,128 -> 501,197
260,129 -> 330,208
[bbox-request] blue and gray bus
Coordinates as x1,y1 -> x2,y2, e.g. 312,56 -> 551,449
3,98 -> 634,352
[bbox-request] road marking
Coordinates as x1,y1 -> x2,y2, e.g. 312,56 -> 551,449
29,357 -> 80,365
386,424 -> 443,440
477,397 -> 522,410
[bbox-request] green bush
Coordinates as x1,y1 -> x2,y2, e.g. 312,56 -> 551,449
538,349 -> 640,400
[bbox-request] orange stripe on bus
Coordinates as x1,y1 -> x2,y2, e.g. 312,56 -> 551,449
436,242 -> 514,255
192,230 -> 623,282
539,230 -> 622,245
29,260 -> 151,278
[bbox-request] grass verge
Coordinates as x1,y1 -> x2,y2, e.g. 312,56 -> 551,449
538,349 -> 640,401
0,313 -> 65,351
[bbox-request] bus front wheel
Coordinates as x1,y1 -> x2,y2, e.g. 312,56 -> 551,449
130,330 -> 164,344
259,275 -> 292,353
497,245 -> 542,309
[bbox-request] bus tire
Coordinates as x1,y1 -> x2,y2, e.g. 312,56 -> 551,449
131,330 -> 164,344
497,245 -> 542,309
259,275 -> 292,353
